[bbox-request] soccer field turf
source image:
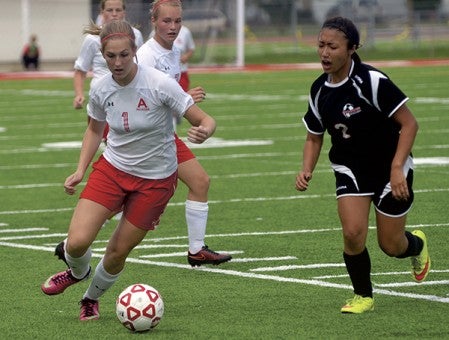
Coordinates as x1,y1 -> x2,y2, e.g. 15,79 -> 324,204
1,64 -> 448,338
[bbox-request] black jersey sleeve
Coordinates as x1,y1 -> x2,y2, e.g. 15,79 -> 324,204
360,65 -> 408,118
302,74 -> 327,135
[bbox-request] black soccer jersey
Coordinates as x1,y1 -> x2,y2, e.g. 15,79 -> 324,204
303,61 -> 409,176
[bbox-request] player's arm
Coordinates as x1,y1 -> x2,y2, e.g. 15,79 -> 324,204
73,69 -> 87,109
390,104 -> 419,200
296,132 -> 323,191
180,49 -> 194,64
187,86 -> 206,103
183,104 -> 216,144
64,118 -> 105,195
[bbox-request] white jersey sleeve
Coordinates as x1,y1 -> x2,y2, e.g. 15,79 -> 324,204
74,35 -> 108,76
132,27 -> 144,49
74,34 -> 109,88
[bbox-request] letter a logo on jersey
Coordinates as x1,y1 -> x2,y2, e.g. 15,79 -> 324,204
136,98 -> 149,111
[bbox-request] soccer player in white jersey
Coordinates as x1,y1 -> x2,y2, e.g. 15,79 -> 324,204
295,17 -> 430,314
174,25 -> 195,91
136,0 -> 232,266
145,24 -> 195,92
49,1 -> 144,253
41,20 -> 216,321
73,0 -> 143,111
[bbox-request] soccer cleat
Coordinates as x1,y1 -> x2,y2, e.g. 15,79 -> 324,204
187,246 -> 232,267
41,268 -> 90,295
341,295 -> 374,314
54,241 -> 69,268
411,230 -> 431,282
79,298 -> 100,321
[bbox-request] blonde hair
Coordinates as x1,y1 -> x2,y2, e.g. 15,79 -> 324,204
151,0 -> 182,19
84,20 -> 136,51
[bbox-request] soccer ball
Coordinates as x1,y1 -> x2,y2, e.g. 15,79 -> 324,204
116,283 -> 164,332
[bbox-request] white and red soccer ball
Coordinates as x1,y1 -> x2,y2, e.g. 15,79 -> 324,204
116,283 -> 164,332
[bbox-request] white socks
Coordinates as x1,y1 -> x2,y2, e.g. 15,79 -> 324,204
64,240 -> 92,280
63,240 -> 121,301
185,200 -> 208,254
84,257 -> 121,301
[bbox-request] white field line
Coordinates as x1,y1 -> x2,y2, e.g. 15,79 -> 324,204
4,238 -> 449,303
0,227 -> 48,233
314,269 -> 449,279
0,223 -> 449,303
1,188 -> 449,216
1,155 -> 449,173
251,263 -> 345,272
0,144 -> 448,155
375,280 -> 449,288
2,223 -> 449,243
212,256 -> 295,263
0,233 -> 67,241
93,244 -> 188,251
138,251 -> 244,259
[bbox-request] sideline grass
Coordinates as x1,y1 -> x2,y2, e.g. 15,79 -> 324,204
0,65 -> 448,339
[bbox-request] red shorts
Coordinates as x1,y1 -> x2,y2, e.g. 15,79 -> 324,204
179,71 -> 190,92
80,156 -> 177,230
175,133 -> 195,164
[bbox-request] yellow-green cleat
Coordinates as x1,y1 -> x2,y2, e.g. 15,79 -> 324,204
411,230 -> 431,282
341,295 -> 374,314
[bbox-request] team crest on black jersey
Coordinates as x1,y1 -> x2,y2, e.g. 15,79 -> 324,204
136,98 -> 149,111
342,103 -> 361,118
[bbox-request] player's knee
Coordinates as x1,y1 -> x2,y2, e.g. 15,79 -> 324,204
342,228 -> 364,244
66,238 -> 90,258
199,173 -> 210,192
189,173 -> 210,194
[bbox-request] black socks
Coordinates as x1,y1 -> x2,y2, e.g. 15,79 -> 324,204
343,248 -> 373,298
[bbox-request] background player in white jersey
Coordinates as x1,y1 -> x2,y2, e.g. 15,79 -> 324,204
147,24 -> 195,92
136,0 -> 231,266
41,20 -> 216,321
295,17 -> 430,314
73,0 -> 144,111
174,25 -> 195,92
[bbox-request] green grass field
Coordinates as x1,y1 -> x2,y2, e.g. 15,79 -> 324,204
1,63 -> 448,339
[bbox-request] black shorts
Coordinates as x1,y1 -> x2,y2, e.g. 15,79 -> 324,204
332,156 -> 414,217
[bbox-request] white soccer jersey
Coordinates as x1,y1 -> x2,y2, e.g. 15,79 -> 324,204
136,38 -> 182,82
74,27 -> 144,87
174,26 -> 195,72
88,64 -> 194,179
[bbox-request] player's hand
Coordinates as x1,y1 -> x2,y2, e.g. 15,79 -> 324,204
64,171 -> 84,195
390,167 -> 409,201
188,87 -> 206,104
73,95 -> 85,109
187,125 -> 210,144
295,171 -> 312,191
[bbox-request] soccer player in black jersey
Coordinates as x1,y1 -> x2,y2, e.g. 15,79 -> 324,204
295,17 -> 430,313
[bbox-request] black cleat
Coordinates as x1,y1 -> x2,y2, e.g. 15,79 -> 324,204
54,241 -> 69,268
187,246 -> 232,267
